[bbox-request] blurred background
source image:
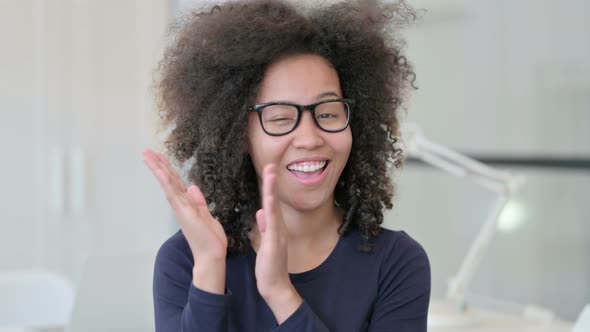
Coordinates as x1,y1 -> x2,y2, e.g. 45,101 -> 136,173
1,0 -> 588,331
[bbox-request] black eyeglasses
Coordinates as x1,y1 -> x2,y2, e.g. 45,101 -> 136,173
247,99 -> 353,136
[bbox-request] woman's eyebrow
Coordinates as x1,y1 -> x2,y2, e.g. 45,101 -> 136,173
316,91 -> 342,100
259,92 -> 342,105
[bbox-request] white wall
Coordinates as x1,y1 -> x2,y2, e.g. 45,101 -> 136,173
1,0 -> 36,270
385,0 -> 590,321
0,0 -> 174,284
404,0 -> 590,155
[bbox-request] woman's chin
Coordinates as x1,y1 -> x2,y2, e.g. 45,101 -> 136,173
284,192 -> 333,212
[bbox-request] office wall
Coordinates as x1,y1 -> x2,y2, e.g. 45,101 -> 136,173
0,0 -> 174,283
384,0 -> 590,321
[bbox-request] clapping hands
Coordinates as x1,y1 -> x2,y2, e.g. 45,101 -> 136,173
143,149 -> 301,321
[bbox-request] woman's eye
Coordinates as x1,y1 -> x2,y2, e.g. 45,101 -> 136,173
269,117 -> 294,122
318,113 -> 338,119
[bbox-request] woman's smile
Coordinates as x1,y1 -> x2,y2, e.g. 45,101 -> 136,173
287,159 -> 330,185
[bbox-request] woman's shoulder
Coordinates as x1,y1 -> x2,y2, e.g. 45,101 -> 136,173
155,230 -> 194,271
344,226 -> 427,257
347,228 -> 431,324
375,227 -> 428,257
342,226 -> 430,277
373,227 -> 430,286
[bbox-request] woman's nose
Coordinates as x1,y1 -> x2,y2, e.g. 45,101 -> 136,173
291,111 -> 325,149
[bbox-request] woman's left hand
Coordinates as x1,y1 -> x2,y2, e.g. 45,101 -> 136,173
255,164 -> 302,324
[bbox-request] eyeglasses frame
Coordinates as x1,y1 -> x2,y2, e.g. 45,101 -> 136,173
247,98 -> 354,136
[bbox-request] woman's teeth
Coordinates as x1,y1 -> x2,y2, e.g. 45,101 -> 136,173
287,161 -> 327,172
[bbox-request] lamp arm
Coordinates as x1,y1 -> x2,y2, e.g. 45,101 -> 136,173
401,123 -> 524,309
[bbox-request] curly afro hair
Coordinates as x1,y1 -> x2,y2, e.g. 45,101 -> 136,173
155,0 -> 416,254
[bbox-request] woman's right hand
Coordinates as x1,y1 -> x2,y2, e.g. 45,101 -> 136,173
143,148 -> 228,294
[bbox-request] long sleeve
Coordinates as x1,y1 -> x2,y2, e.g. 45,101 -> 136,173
367,232 -> 431,332
153,238 -> 230,332
272,300 -> 330,332
270,232 -> 431,332
153,228 -> 430,331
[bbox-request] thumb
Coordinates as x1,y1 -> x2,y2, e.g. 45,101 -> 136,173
256,209 -> 266,233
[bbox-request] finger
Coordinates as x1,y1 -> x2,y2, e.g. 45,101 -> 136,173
144,151 -> 209,232
154,151 -> 187,191
142,149 -> 162,173
143,151 -> 185,205
256,209 -> 266,233
171,194 -> 208,232
187,185 -> 214,220
143,149 -> 170,178
143,149 -> 168,185
152,168 -> 184,205
262,164 -> 278,205
155,151 -> 173,166
143,149 -> 186,193
262,164 -> 279,234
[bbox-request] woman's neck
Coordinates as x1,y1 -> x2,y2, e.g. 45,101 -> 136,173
282,201 -> 343,246
250,201 -> 343,252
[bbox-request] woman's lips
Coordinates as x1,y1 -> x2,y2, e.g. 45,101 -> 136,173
290,168 -> 323,179
287,162 -> 329,185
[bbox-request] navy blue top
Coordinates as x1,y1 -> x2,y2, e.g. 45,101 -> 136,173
153,226 -> 430,331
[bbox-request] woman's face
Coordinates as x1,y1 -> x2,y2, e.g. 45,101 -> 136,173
247,54 -> 352,212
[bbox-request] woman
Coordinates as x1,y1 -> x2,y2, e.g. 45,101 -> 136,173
143,0 -> 430,331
